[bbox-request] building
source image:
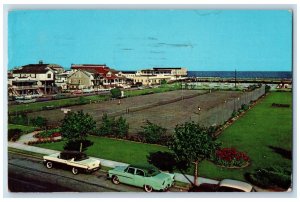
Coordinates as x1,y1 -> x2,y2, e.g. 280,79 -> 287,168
55,70 -> 72,92
133,67 -> 187,85
67,69 -> 94,90
9,61 -> 61,96
69,64 -> 126,90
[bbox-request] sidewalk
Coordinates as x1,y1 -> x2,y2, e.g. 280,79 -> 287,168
9,131 -> 220,186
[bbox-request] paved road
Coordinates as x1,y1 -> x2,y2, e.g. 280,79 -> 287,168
7,152 -> 185,193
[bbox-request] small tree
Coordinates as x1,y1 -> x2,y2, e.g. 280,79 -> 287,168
98,113 -> 114,136
114,116 -> 129,137
110,88 -> 121,99
161,79 -> 167,85
31,116 -> 47,129
139,121 -> 167,144
61,110 -> 96,151
169,121 -> 221,186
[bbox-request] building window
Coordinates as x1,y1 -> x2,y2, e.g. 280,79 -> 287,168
47,74 -> 51,79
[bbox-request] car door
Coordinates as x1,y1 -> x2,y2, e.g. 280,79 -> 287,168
119,167 -> 135,185
133,169 -> 145,188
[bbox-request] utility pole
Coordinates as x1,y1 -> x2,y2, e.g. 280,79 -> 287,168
234,69 -> 237,88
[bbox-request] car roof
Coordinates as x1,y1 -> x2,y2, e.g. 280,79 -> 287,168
219,179 -> 253,192
128,164 -> 157,172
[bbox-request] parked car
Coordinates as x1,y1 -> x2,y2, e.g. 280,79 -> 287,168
43,151 -> 101,175
107,164 -> 175,192
189,179 -> 256,192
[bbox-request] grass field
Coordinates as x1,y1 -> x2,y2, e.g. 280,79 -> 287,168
35,136 -> 169,165
8,124 -> 37,134
198,92 -> 292,181
8,95 -> 110,114
34,92 -> 292,181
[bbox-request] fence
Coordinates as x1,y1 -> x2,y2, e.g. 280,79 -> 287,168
197,85 -> 266,127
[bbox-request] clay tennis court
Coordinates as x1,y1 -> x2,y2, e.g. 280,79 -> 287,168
28,89 -> 243,134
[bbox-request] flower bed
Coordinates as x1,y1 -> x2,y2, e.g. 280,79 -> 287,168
213,148 -> 250,168
34,129 -> 61,138
27,137 -> 61,145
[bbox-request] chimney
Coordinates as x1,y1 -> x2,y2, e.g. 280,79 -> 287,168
39,60 -> 43,64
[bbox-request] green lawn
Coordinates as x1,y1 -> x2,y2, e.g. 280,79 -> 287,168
198,92 -> 292,181
8,95 -> 109,114
8,124 -> 37,134
124,84 -> 181,97
35,136 -> 169,165
34,92 -> 292,181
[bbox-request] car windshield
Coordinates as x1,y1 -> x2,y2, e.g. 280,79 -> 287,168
74,153 -> 88,161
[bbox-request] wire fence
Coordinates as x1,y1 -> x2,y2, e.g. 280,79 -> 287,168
197,85 -> 266,127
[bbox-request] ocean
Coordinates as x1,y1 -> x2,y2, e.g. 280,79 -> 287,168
188,71 -> 292,79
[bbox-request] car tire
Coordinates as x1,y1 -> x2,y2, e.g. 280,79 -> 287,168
72,167 -> 79,175
144,185 -> 153,192
46,161 -> 53,169
112,176 -> 120,185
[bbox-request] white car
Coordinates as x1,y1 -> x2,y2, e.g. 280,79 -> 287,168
43,151 -> 101,175
192,179 -> 256,192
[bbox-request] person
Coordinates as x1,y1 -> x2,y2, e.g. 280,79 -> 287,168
198,106 -> 201,112
118,99 -> 121,105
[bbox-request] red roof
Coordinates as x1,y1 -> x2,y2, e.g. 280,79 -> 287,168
71,64 -> 119,79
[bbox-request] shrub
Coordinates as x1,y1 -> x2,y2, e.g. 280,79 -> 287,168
8,114 -> 28,125
265,85 -> 271,93
241,104 -> 249,111
139,121 -> 167,144
8,129 -> 22,141
97,114 -> 115,136
78,96 -> 88,104
110,88 -> 121,99
213,148 -> 250,168
231,110 -> 238,118
114,117 -> 129,138
97,114 -> 129,138
63,139 -> 94,152
30,116 -> 48,128
245,167 -> 291,189
147,151 -> 177,172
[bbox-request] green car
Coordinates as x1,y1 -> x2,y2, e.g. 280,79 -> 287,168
107,164 -> 175,192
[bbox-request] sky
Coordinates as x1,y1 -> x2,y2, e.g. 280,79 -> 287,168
8,10 -> 292,71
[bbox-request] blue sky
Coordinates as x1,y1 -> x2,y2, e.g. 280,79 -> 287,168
8,10 -> 292,71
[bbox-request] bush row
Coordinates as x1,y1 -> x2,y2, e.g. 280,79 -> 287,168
8,129 -> 22,142
8,114 -> 47,128
245,167 -> 291,189
93,114 -> 129,138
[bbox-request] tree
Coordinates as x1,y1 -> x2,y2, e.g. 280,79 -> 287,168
114,116 -> 129,137
169,121 -> 221,186
139,120 -> 167,144
31,116 -> 47,129
110,88 -> 121,99
61,110 -> 96,151
98,113 -> 114,136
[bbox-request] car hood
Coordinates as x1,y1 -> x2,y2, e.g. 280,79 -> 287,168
111,166 -> 127,172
